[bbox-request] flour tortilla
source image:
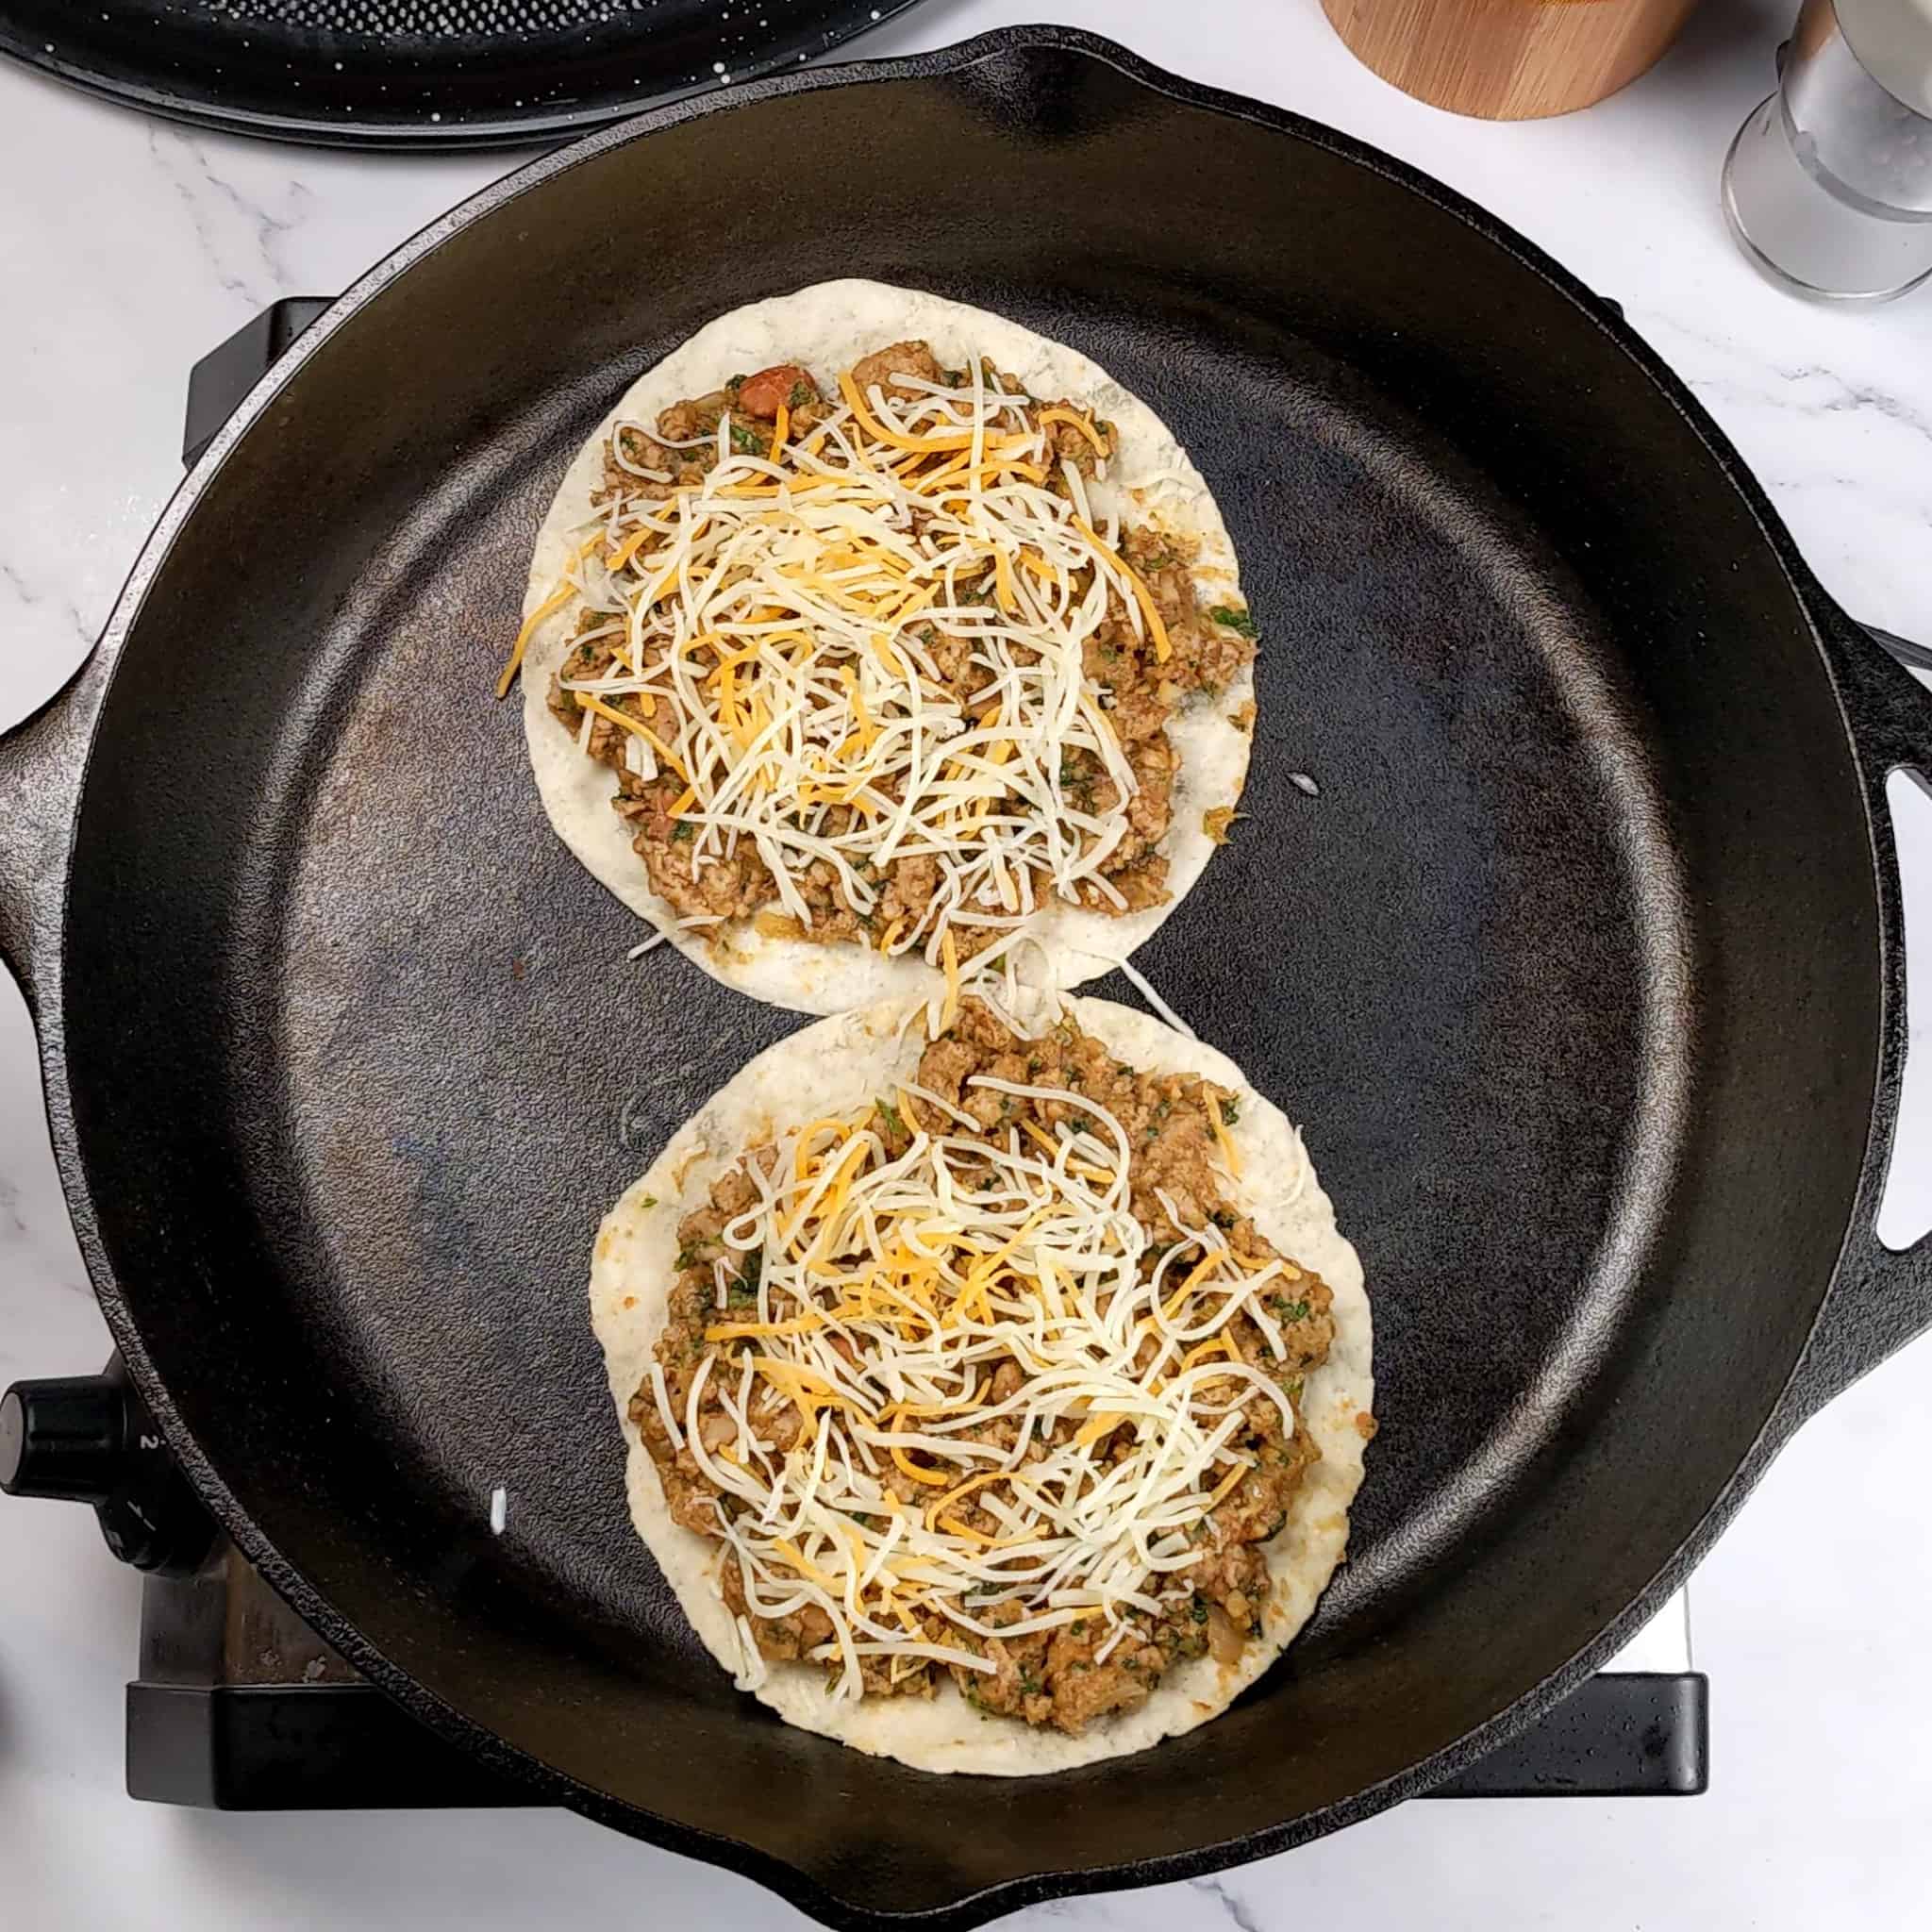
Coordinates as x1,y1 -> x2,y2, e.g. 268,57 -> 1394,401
523,279 -> 1256,1016
588,997 -> 1372,1774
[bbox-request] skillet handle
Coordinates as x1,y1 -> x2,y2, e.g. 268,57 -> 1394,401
1782,621 -> 1932,1421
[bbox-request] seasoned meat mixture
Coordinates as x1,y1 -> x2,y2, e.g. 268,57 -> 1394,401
630,999 -> 1332,1736
544,341 -> 1257,962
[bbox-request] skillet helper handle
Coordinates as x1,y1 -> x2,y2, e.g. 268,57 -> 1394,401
1784,621 -> 1932,1421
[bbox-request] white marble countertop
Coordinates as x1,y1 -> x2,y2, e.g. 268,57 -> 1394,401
5,1 -> 1932,1926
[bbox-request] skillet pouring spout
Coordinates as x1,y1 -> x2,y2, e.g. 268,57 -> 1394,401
0,648 -> 108,1017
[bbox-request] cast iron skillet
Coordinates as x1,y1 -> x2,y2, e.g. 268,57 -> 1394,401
4,27 -> 1931,1930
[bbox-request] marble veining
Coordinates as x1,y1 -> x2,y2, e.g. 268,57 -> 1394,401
142,122 -> 316,310
0,558 -> 93,655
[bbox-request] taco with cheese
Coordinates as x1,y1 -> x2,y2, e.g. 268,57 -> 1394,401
589,992 -> 1373,1773
507,280 -> 1259,1016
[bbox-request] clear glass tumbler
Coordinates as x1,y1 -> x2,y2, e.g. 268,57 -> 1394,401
1723,0 -> 1932,302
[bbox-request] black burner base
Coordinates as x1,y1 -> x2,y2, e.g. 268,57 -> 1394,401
125,1544 -> 1706,1808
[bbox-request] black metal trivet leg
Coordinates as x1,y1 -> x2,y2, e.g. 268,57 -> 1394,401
1426,1673 -> 1707,1797
123,1653 -> 1706,1808
181,297 -> 332,468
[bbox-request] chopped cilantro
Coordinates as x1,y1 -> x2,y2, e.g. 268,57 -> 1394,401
788,379 -> 813,408
639,1195 -> 657,1210
1221,1098 -> 1241,1126
1210,1208 -> 1238,1231
1191,1598 -> 1209,1624
874,1098 -> 905,1137
672,821 -> 694,842
726,1249 -> 763,1307
1208,605 -> 1258,639
724,373 -> 746,392
1071,1619 -> 1087,1635
728,419 -> 762,454
1273,1297 -> 1310,1324
674,1241 -> 700,1270
1020,1674 -> 1042,1698
1067,1114 -> 1093,1135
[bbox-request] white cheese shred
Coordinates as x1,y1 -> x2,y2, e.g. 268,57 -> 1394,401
664,1085 -> 1298,1704
537,365 -> 1194,1000
1107,954 -> 1197,1040
650,1362 -> 685,1454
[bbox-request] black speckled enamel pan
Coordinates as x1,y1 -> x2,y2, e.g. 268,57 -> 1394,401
0,0 -> 926,148
4,28 -> 1931,1930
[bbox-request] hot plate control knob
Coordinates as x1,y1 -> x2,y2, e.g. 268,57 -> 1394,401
0,1374 -> 124,1504
0,1365 -> 214,1577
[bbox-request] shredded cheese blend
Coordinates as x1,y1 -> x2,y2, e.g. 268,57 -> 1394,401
656,1076 -> 1308,1703
507,355 -> 1193,978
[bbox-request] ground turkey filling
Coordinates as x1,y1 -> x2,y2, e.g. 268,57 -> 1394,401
629,999 -> 1334,1737
547,341 -> 1257,959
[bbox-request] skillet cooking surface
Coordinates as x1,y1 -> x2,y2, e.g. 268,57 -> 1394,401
57,34 -> 1879,1925
225,314 -> 1661,1645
